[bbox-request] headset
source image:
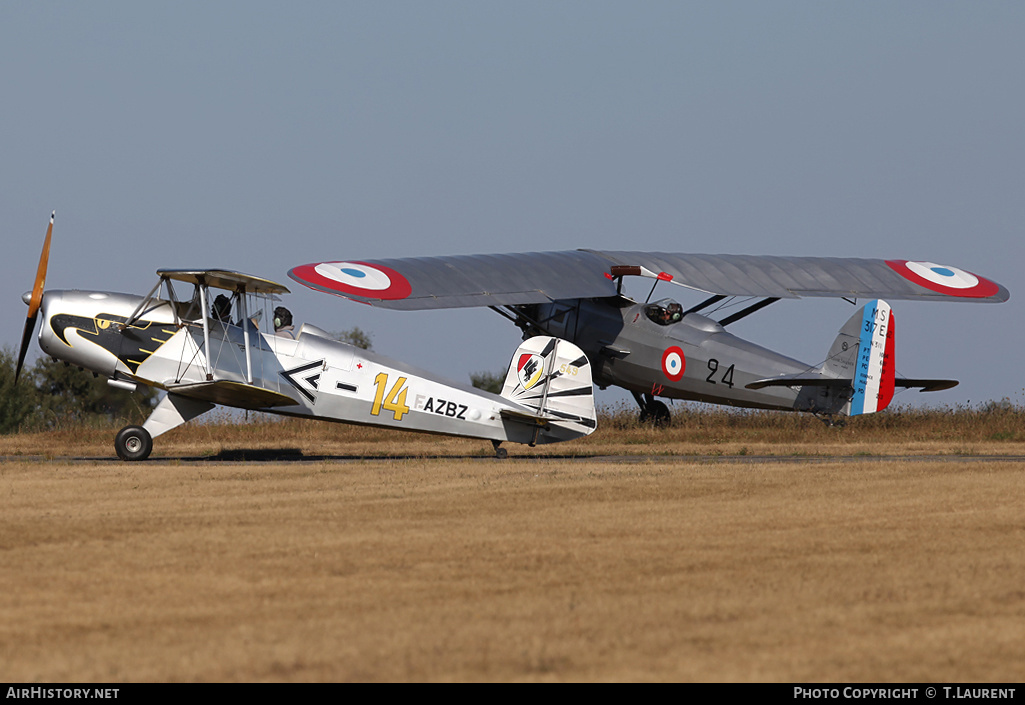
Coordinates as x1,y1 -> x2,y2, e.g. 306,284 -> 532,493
274,306 -> 292,330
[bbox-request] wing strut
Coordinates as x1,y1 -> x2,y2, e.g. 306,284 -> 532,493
718,297 -> 780,327
684,294 -> 727,316
489,305 -> 553,337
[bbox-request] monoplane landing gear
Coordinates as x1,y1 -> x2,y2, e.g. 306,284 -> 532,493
491,440 -> 509,459
115,425 -> 153,461
633,392 -> 671,427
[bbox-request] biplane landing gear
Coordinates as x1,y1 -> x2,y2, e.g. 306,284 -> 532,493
115,425 -> 153,461
491,440 -> 508,459
634,392 -> 671,428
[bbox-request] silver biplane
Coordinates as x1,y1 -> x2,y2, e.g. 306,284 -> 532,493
16,214 -> 597,460
288,249 -> 1009,425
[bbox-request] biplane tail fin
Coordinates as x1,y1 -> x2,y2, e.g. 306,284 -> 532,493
499,336 -> 597,439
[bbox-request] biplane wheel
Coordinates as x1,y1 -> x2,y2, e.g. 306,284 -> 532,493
115,425 -> 153,461
639,400 -> 671,428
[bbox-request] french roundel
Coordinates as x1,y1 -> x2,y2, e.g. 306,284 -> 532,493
886,260 -> 999,299
290,261 -> 412,300
661,346 -> 685,382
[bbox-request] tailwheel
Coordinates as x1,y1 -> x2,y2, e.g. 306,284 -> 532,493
491,440 -> 508,459
115,425 -> 153,461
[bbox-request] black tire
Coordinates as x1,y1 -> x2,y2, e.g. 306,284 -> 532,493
639,400 -> 672,428
115,425 -> 153,461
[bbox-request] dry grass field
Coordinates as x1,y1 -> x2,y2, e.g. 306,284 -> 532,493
1,407 -> 1023,682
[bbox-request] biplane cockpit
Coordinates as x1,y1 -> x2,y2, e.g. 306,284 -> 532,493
115,269 -> 315,407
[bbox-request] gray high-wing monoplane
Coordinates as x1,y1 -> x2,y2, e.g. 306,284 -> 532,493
16,214 -> 597,459
288,250 -> 1009,425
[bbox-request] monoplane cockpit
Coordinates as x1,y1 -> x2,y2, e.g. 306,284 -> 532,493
644,298 -> 684,326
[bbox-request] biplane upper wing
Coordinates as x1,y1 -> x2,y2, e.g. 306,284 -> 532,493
288,250 -> 1008,310
158,269 -> 291,295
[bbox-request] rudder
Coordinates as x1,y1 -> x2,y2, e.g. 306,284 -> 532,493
847,300 -> 896,415
500,336 -> 597,438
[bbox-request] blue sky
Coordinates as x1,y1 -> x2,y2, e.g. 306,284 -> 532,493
3,2 -> 1023,410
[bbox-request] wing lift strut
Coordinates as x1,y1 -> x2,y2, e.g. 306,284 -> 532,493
607,265 -> 781,327
489,304 -> 576,338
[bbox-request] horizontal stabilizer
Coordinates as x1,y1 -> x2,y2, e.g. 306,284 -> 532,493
894,378 -> 958,392
746,375 -> 844,390
499,408 -> 554,427
747,376 -> 957,393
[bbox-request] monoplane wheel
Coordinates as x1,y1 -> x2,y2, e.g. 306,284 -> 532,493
639,400 -> 672,428
115,425 -> 153,461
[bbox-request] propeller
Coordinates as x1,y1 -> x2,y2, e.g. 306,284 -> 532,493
15,211 -> 54,383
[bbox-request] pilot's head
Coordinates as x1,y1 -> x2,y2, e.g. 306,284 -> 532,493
212,294 -> 231,320
274,306 -> 293,330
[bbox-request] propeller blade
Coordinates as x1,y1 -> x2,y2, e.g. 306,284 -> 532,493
15,211 -> 54,383
27,211 -> 54,319
15,312 -> 38,383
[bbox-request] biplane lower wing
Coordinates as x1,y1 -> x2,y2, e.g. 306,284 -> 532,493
288,250 -> 1008,310
166,380 -> 298,409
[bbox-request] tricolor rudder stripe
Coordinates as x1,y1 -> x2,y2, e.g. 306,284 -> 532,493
850,300 -> 896,416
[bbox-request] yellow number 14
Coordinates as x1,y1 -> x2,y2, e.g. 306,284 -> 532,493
371,373 -> 410,421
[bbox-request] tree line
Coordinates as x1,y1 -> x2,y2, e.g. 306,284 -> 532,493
0,347 -> 159,433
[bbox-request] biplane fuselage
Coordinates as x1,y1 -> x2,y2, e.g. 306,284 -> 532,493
28,268 -> 597,459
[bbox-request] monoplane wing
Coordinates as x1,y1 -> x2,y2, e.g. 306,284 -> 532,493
288,250 -> 1008,310
288,251 -> 619,310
